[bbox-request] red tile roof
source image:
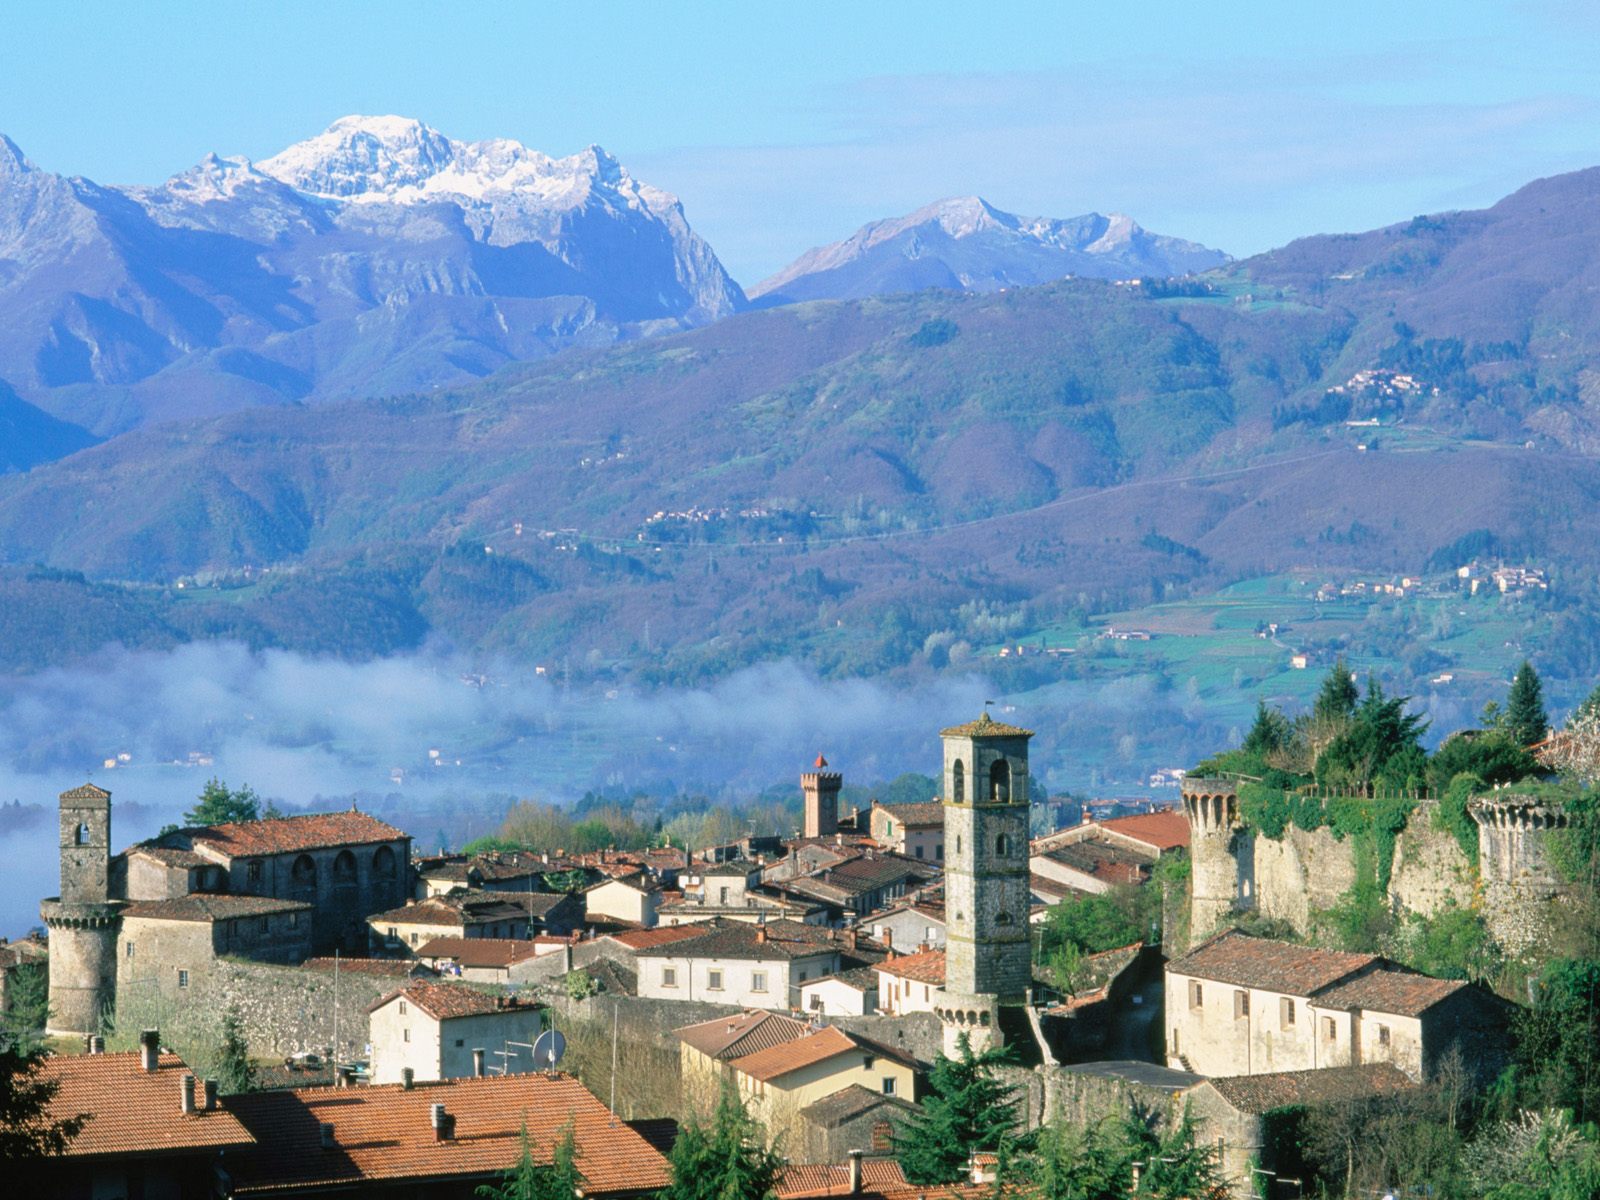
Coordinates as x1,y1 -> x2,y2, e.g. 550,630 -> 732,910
225,1072 -> 669,1196
634,919 -> 840,962
37,1051 -> 255,1159
1167,930 -> 1376,996
674,1009 -> 811,1061
779,1159 -> 909,1198
729,1026 -> 861,1082
873,802 -> 944,828
1202,1063 -> 1416,1113
1099,810 -> 1190,852
874,949 -> 946,985
604,924 -> 712,952
122,895 -> 313,922
189,810 -> 408,858
415,937 -> 548,969
939,713 -> 1033,738
1311,970 -> 1468,1017
369,980 -> 542,1021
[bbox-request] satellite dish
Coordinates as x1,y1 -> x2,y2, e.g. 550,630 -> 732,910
532,1029 -> 566,1071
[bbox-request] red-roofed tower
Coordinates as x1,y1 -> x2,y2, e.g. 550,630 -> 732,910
800,755 -> 842,838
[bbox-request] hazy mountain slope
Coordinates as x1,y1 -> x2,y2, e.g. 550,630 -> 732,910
0,379 -> 98,473
0,117 -> 744,437
750,197 -> 1228,305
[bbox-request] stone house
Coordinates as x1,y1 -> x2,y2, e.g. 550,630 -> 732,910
586,873 -> 662,928
129,811 -> 412,954
1165,930 -> 1510,1082
1033,810 -> 1190,859
864,898 -> 946,951
368,980 -> 545,1085
369,891 -> 580,954
790,1087 -> 917,1165
675,1009 -> 814,1092
783,854 -> 939,918
869,802 -> 945,862
799,966 -> 880,1016
636,919 -> 843,1009
118,895 -> 314,999
728,1025 -> 918,1147
874,949 -> 945,1017
413,936 -> 570,985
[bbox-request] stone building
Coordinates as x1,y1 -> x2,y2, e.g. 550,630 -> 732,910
935,713 -> 1033,1054
869,802 -> 945,862
118,895 -> 314,1002
1470,791 -> 1572,955
367,979 -> 545,1085
875,949 -> 945,1017
39,784 -> 124,1036
802,756 -> 843,838
635,918 -> 843,1009
1165,929 -> 1509,1083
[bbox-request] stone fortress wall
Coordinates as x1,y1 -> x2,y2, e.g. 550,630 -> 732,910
1181,778 -> 1568,955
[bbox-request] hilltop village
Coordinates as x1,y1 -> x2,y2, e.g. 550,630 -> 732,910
5,694 -> 1596,1199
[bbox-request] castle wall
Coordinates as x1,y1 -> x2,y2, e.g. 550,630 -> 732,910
1389,804 -> 1476,919
41,909 -> 119,1036
1249,826 -> 1360,931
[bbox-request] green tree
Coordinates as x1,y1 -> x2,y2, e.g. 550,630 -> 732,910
216,1007 -> 255,1095
478,1123 -> 582,1200
660,1082 -> 781,1200
1314,658 -> 1360,723
184,777 -> 261,826
1514,958 -> 1600,1125
1039,887 -> 1152,956
0,962 -> 49,1052
1569,681 -> 1600,728
896,1034 -> 1019,1185
0,1045 -> 85,1159
1242,699 -> 1292,760
1315,678 -> 1427,793
1505,661 -> 1550,748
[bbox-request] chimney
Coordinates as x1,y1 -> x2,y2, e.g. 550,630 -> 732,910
140,1029 -> 160,1073
336,1066 -> 353,1088
87,1034 -> 104,1055
845,930 -> 857,951
180,1073 -> 196,1115
756,925 -> 768,943
319,1122 -> 336,1150
473,1048 -> 485,1078
431,1102 -> 454,1141
402,1067 -> 415,1090
848,1149 -> 863,1196
881,929 -> 893,952
204,1079 -> 219,1110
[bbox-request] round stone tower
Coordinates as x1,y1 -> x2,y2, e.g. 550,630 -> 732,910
1181,777 -> 1243,945
39,783 -> 123,1036
936,712 -> 1032,1056
1469,791 -> 1570,957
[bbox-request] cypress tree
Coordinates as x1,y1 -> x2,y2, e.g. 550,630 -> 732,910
896,1034 -> 1018,1185
660,1082 -> 780,1200
1505,660 -> 1550,747
1313,658 -> 1359,723
477,1123 -> 581,1200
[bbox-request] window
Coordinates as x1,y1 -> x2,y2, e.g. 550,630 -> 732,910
410,932 -> 418,946
995,833 -> 1009,856
797,969 -> 807,982
925,926 -> 936,942
1189,981 -> 1203,1009
995,912 -> 1014,926
886,820 -> 895,836
809,994 -> 822,1011
1377,1024 -> 1391,1047
332,850 -> 357,882
1171,1028 -> 1179,1053
863,1055 -> 876,1071
989,758 -> 1011,803
403,1028 -> 410,1043
178,969 -> 189,989
936,843 -> 943,861
399,1001 -> 408,1015
247,860 -> 263,886
74,822 -> 90,846
1280,997 -> 1295,1028
126,942 -> 135,959
952,760 -> 965,804
707,969 -> 724,991
291,854 -> 317,886
1324,1017 -> 1337,1041
662,967 -> 678,987
719,886 -> 729,904
914,845 -> 923,859
288,912 -> 299,930
752,971 -> 768,992
455,1039 -> 464,1048
373,845 -> 397,878
1234,990 -> 1250,1019
882,1077 -> 896,1096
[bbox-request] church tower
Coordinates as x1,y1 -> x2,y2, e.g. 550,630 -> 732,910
39,784 -> 123,1036
935,713 -> 1032,1055
801,754 -> 842,838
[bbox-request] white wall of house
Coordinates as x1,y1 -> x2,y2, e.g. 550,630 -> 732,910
638,951 -> 839,1009
586,880 -> 660,928
799,977 -> 876,1016
876,972 -> 942,1017
369,998 -> 544,1084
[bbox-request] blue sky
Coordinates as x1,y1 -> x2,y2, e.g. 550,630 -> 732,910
4,1 -> 1600,284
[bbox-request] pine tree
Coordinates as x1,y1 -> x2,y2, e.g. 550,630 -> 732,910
1505,660 -> 1550,748
1570,680 -> 1600,728
896,1034 -> 1019,1185
660,1082 -> 781,1200
1313,658 -> 1360,723
216,1008 -> 255,1095
477,1123 -> 582,1200
184,778 -> 261,827
0,963 -> 48,1052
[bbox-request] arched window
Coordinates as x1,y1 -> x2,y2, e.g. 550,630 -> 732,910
332,850 -> 357,882
373,845 -> 397,878
995,833 -> 1009,857
952,760 -> 965,805
989,758 -> 1011,803
996,912 -> 1014,926
74,822 -> 90,846
291,854 -> 317,887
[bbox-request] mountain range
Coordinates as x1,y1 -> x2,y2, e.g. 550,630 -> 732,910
0,116 -> 1226,442
749,196 -> 1228,306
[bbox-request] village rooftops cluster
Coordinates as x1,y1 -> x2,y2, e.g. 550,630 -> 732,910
367,978 -> 541,1021
148,810 -> 408,858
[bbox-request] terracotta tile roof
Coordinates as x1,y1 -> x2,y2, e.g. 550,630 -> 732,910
0,936 -> 48,969
301,957 -> 431,978
674,1010 -> 811,1061
60,783 -> 111,802
188,810 -> 408,857
822,854 -> 933,891
779,1158 -> 909,1198
369,980 -> 542,1021
370,898 -> 467,927
603,924 -> 712,952
225,1072 -> 669,1196
1167,930 -> 1376,996
802,966 -> 881,993
1039,840 -> 1152,884
37,1051 -> 255,1159
1099,810 -> 1190,851
730,1025 -> 862,1082
697,859 -> 762,876
874,949 -> 946,985
635,919 -> 840,962
874,801 -> 945,828
1029,875 -> 1091,901
1203,1063 -> 1417,1113
415,937 -> 549,968
796,1085 -> 915,1126
127,845 -> 211,868
122,895 -> 313,922
939,712 -> 1033,738
1311,970 -> 1469,1016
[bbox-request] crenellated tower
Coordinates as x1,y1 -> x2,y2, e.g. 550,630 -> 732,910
936,712 -> 1032,1055
1182,777 -> 1244,944
801,755 -> 842,838
39,783 -> 124,1036
1469,792 -> 1570,956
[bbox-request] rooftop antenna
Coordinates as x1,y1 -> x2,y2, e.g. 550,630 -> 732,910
531,1028 -> 567,1075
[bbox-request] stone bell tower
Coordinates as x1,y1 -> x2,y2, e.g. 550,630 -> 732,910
935,712 -> 1032,1055
39,783 -> 124,1036
801,754 -> 842,838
